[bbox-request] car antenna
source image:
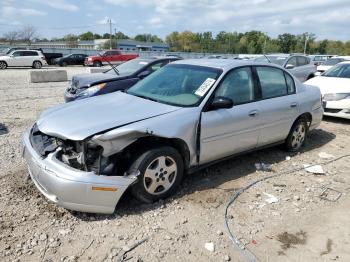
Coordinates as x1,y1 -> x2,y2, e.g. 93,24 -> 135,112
98,52 -> 119,75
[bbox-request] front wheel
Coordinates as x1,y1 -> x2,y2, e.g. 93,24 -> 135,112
129,147 -> 184,203
32,61 -> 42,69
285,118 -> 308,152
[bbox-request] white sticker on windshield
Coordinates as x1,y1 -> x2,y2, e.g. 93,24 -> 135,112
195,78 -> 216,97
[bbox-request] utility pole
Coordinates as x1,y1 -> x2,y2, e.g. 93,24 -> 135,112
303,33 -> 309,54
263,32 -> 267,54
108,18 -> 113,50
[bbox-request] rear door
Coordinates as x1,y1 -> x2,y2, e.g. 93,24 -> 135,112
200,66 -> 260,164
254,66 -> 299,146
25,51 -> 39,66
297,56 -> 315,82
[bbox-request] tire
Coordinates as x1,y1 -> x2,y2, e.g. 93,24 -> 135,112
129,146 -> 184,203
32,61 -> 42,69
62,61 -> 67,67
285,118 -> 308,152
306,74 -> 314,80
93,61 -> 102,67
0,61 -> 7,70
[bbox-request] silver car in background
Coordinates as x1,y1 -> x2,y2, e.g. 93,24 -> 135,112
255,54 -> 317,82
23,59 -> 323,214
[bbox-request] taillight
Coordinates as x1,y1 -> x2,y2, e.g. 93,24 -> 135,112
41,56 -> 46,60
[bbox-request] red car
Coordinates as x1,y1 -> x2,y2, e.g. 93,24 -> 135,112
85,50 -> 139,67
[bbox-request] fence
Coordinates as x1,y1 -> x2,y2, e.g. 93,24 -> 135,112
0,44 -> 262,59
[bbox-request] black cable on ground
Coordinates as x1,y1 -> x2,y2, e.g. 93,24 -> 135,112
224,154 -> 350,262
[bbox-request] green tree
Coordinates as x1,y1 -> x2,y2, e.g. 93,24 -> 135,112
79,31 -> 94,40
277,33 -> 297,53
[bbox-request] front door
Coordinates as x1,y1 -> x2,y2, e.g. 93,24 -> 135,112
200,66 -> 260,164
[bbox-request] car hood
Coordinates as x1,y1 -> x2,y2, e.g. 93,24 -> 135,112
0,55 -> 9,60
305,76 -> 350,94
37,92 -> 181,141
71,72 -> 129,89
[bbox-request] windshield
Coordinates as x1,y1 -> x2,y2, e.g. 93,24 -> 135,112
127,64 -> 222,107
323,64 -> 350,78
267,56 -> 288,66
322,58 -> 343,66
106,59 -> 150,75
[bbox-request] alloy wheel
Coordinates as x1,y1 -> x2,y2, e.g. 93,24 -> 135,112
291,124 -> 306,149
143,156 -> 177,195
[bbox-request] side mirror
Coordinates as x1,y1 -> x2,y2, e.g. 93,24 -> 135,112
210,96 -> 233,110
138,70 -> 151,79
285,64 -> 295,69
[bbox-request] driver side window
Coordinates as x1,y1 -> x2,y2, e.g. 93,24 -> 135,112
286,57 -> 297,67
215,67 -> 255,105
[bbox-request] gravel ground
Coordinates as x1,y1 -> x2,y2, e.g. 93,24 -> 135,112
0,67 -> 350,262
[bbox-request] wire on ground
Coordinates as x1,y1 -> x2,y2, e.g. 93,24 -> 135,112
224,154 -> 350,262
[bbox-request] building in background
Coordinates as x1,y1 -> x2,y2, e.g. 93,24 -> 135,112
116,39 -> 169,52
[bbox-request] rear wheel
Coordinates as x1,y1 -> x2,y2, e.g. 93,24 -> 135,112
285,118 -> 308,152
62,61 -> 67,67
32,61 -> 42,69
0,61 -> 7,69
93,61 -> 102,67
129,146 -> 184,203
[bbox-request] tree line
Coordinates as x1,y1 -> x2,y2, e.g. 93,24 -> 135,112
2,27 -> 350,55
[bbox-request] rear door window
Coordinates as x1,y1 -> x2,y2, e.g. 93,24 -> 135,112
297,56 -> 309,66
256,66 -> 288,99
24,51 -> 38,56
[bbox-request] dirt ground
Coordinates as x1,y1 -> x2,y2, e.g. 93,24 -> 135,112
0,67 -> 349,262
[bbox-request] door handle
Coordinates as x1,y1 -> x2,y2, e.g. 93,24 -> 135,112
290,102 -> 297,108
249,110 -> 258,117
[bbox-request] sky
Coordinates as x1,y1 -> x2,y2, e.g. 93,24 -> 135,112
0,0 -> 349,41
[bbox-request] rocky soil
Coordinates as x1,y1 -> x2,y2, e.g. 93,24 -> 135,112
0,67 -> 350,262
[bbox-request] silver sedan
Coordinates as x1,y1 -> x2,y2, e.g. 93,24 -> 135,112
23,59 -> 323,214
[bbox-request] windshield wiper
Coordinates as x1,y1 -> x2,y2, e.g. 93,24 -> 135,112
98,53 -> 119,75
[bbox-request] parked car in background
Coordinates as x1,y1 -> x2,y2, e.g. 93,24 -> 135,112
0,50 -> 48,69
84,50 -> 139,67
260,54 -> 317,82
23,59 -> 323,214
305,61 -> 350,119
54,54 -> 88,66
0,47 -> 62,65
309,55 -> 332,66
65,57 -> 180,102
316,57 -> 346,74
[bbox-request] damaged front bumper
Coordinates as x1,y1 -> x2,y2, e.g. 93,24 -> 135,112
22,128 -> 137,214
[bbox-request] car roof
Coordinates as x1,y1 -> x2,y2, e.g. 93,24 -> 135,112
339,61 -> 350,65
171,58 -> 275,71
11,49 -> 40,52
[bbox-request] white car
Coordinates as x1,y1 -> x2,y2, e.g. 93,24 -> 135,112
0,50 -> 48,69
305,61 -> 350,119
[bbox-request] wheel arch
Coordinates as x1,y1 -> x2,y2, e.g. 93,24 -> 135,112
122,136 -> 191,170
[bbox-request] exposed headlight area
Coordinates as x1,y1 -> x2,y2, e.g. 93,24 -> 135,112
323,93 -> 350,101
30,124 -> 116,175
77,83 -> 107,98
30,124 -> 60,157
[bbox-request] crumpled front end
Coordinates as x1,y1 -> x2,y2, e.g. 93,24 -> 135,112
23,125 -> 137,214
